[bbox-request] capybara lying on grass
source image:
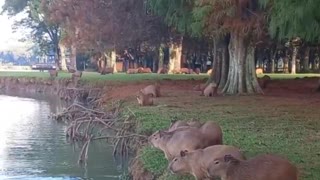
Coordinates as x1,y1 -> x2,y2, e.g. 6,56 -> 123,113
136,90 -> 153,106
168,120 -> 202,132
127,68 -> 139,74
148,121 -> 223,160
168,145 -> 245,180
208,154 -> 298,180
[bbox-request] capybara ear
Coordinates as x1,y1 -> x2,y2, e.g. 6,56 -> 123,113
224,154 -> 234,162
180,150 -> 187,157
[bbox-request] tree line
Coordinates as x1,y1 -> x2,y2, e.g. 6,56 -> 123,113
2,0 -> 320,95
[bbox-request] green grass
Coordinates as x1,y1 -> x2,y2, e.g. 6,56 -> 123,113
0,71 -> 208,83
130,95 -> 320,180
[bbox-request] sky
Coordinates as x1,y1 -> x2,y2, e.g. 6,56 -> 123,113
0,0 -> 33,55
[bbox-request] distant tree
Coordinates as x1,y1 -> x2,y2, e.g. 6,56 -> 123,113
2,0 -> 67,70
45,0 -> 166,72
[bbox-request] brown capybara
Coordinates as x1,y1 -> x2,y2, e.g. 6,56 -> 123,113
193,84 -> 206,91
256,68 -> 263,75
168,120 -> 202,132
141,84 -> 160,97
168,145 -> 246,180
208,154 -> 298,180
180,68 -> 192,74
71,71 -> 82,81
100,67 -> 114,75
203,82 -> 217,97
149,121 -> 223,160
49,70 -> 58,78
137,67 -> 145,73
157,67 -> 168,74
127,68 -> 139,74
136,91 -> 153,106
207,69 -> 213,75
194,68 -> 201,74
258,75 -> 271,89
141,67 -> 152,73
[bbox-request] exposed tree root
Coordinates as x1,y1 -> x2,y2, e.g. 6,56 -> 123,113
50,96 -> 147,167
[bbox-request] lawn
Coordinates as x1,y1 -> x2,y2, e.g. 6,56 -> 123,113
126,78 -> 320,180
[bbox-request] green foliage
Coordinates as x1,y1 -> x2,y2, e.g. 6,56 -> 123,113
260,0 -> 320,42
2,0 -> 60,56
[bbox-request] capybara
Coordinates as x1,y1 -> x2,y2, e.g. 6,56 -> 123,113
157,67 -> 168,74
71,71 -> 82,81
208,154 -> 298,180
207,69 -> 213,75
168,120 -> 202,132
180,68 -> 192,74
194,68 -> 201,74
203,82 -> 217,97
49,70 -> 58,78
127,68 -> 139,74
168,145 -> 246,180
193,84 -> 206,91
141,84 -> 160,97
141,67 -> 152,73
100,67 -> 114,75
149,121 -> 223,160
258,75 -> 271,89
256,68 -> 263,75
137,67 -> 145,73
136,91 -> 153,106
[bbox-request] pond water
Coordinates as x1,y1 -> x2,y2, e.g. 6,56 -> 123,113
0,94 -> 123,180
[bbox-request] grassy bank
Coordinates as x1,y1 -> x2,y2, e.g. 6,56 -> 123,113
1,71 -> 319,179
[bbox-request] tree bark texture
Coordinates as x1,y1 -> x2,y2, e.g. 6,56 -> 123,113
169,36 -> 183,73
58,42 -> 68,71
158,44 -> 164,69
70,43 -> 77,70
218,42 -> 229,90
221,32 -> 263,95
291,47 -> 298,74
111,49 -> 117,73
303,47 -> 310,72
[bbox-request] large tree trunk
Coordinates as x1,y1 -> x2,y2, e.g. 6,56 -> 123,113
158,44 -> 164,69
218,44 -> 229,89
168,36 -> 183,73
303,47 -> 310,72
59,42 -> 68,71
70,44 -> 77,71
111,49 -> 117,73
222,33 -> 263,95
291,47 -> 298,74
283,50 -> 290,73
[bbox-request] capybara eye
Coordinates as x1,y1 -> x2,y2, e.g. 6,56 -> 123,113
174,158 -> 178,161
215,161 -> 219,164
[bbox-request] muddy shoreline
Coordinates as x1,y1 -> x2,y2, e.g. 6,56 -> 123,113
0,76 -> 151,180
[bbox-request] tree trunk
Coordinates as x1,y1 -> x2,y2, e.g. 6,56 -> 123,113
111,49 -> 117,73
70,44 -> 77,70
158,44 -> 164,69
284,50 -> 289,73
291,47 -> 298,74
218,44 -> 229,89
59,42 -> 68,71
168,36 -> 183,73
221,33 -> 263,95
303,47 -> 310,72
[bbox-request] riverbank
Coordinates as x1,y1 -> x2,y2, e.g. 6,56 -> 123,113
0,72 -> 320,180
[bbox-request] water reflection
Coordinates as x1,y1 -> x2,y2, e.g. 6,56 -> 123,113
0,95 -> 121,180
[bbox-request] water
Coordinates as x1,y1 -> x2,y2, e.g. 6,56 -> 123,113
0,94 -> 122,180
